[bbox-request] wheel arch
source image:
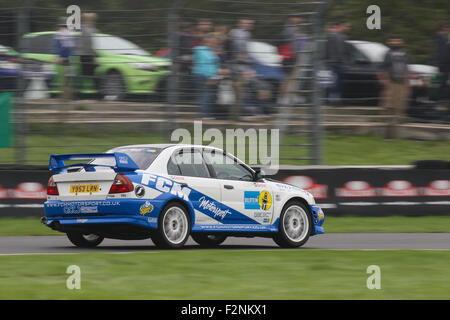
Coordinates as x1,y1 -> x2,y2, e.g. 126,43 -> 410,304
159,198 -> 196,227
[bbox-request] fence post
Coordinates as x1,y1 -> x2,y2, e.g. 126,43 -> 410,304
166,0 -> 185,141
14,1 -> 31,164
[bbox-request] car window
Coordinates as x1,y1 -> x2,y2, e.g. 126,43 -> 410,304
94,35 -> 150,56
172,150 -> 211,178
167,157 -> 181,175
91,147 -> 162,170
23,35 -> 53,54
204,150 -> 254,181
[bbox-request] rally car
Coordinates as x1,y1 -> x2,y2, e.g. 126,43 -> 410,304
42,144 -> 325,248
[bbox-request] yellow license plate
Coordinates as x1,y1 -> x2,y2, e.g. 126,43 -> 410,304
70,184 -> 99,194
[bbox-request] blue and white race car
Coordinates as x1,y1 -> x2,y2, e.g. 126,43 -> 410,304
42,144 -> 325,248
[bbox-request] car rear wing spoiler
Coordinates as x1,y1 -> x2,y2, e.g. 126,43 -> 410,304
49,153 -> 139,174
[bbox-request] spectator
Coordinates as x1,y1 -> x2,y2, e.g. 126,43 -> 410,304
53,17 -> 75,100
326,20 -> 350,106
192,33 -> 222,119
434,21 -> 450,104
278,14 -> 303,106
177,21 -> 195,101
77,13 -> 99,96
229,18 -> 254,120
379,36 -> 410,139
191,19 -> 213,48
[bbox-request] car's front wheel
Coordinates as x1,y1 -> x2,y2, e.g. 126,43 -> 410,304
151,203 -> 191,249
273,201 -> 312,248
191,233 -> 227,247
100,70 -> 126,101
66,232 -> 104,248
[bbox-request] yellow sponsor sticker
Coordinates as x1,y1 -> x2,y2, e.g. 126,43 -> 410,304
258,190 -> 272,211
140,201 -> 154,216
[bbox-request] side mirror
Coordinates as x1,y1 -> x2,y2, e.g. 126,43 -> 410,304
253,167 -> 265,181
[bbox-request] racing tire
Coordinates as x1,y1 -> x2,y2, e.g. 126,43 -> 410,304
191,233 -> 227,247
100,70 -> 126,101
66,232 -> 104,248
273,201 -> 312,248
151,203 -> 191,249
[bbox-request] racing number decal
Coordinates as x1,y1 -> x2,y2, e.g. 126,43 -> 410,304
258,191 -> 272,211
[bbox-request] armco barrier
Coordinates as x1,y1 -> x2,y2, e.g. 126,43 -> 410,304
0,164 -> 449,217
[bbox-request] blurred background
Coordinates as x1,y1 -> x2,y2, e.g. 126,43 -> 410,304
0,0 -> 448,167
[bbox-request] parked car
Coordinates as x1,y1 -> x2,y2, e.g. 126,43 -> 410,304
321,40 -> 439,105
21,32 -> 171,100
0,44 -> 53,93
42,144 -> 325,249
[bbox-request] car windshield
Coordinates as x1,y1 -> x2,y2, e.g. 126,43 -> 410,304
91,147 -> 162,170
351,42 -> 389,63
94,35 -> 150,56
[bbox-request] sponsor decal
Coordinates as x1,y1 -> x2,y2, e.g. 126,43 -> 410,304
244,191 -> 272,210
118,156 -> 128,164
80,206 -> 98,214
258,190 -> 272,210
141,174 -> 191,201
140,201 -> 154,216
282,176 -> 328,199
263,218 -> 270,223
77,219 -> 88,223
423,180 -> 450,196
134,185 -> 145,198
336,181 -> 377,198
198,196 -> 232,220
244,191 -> 260,209
380,180 -> 419,197
147,217 -> 157,223
254,211 -> 270,218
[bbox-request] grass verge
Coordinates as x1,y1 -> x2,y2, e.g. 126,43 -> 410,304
1,250 -> 449,299
1,216 -> 450,236
1,133 -> 449,165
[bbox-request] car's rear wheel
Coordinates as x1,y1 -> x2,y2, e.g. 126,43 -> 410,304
273,201 -> 312,248
66,232 -> 104,248
191,233 -> 227,247
151,203 -> 191,249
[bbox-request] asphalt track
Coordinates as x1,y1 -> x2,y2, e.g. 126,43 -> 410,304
1,233 -> 450,255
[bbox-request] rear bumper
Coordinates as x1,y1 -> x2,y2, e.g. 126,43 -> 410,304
44,199 -> 160,232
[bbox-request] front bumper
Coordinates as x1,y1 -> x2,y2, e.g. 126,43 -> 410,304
310,205 -> 325,235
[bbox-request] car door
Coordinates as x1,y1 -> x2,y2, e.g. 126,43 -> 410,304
203,150 -> 274,225
167,148 -> 222,225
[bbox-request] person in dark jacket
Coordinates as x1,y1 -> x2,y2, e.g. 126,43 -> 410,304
379,36 -> 410,139
326,20 -> 350,106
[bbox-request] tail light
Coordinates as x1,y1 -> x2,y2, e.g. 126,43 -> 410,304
47,176 -> 59,195
109,174 -> 133,194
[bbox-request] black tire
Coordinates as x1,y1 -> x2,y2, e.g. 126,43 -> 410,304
151,203 -> 191,249
100,70 -> 126,101
191,233 -> 227,247
66,232 -> 104,248
273,201 -> 312,248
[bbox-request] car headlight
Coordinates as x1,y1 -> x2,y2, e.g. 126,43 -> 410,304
130,62 -> 157,71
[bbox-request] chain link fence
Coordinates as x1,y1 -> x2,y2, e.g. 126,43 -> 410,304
0,1 -> 448,166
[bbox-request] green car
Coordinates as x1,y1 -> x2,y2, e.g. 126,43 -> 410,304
22,31 -> 171,100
